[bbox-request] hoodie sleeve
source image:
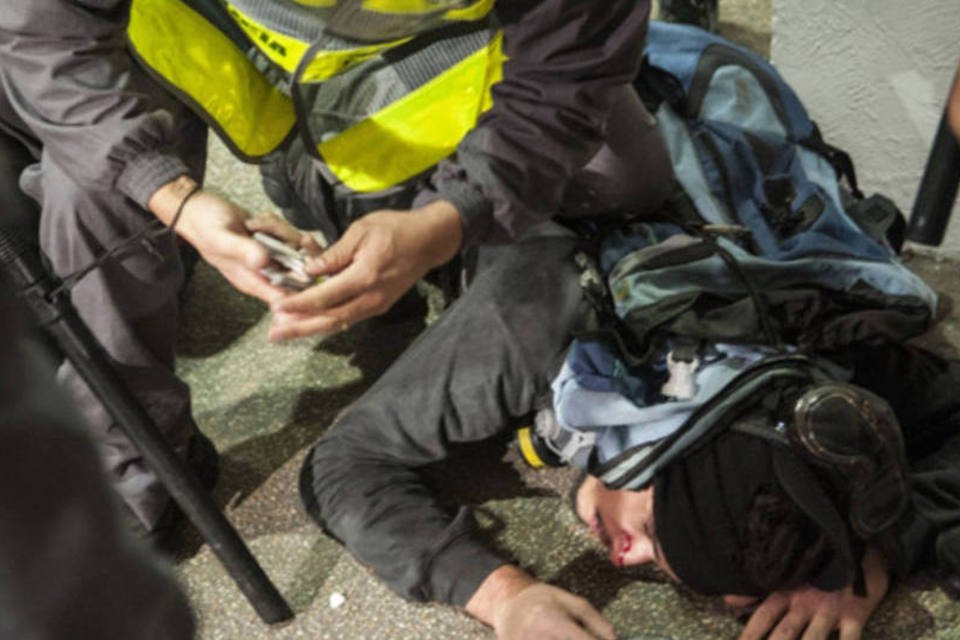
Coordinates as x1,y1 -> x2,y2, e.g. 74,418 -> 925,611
0,0 -> 200,209
430,0 -> 651,245
302,236 -> 588,605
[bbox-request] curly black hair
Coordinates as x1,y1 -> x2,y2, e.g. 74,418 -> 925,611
739,483 -> 833,593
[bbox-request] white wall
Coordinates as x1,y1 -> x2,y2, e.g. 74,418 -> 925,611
771,0 -> 960,253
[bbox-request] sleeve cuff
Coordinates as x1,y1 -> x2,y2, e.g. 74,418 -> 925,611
115,151 -> 194,210
430,162 -> 494,248
422,509 -> 509,606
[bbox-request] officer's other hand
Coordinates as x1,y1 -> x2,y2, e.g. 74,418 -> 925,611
736,544 -> 889,640
266,200 -> 462,341
172,190 -> 286,305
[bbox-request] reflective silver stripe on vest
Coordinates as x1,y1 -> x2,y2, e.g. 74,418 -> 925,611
228,0 -> 487,43
296,24 -> 493,142
313,0 -> 486,42
228,0 -> 329,41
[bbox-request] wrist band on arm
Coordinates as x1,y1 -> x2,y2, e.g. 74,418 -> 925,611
169,184 -> 202,232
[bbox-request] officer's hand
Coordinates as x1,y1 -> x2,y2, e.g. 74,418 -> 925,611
172,190 -> 286,304
244,212 -> 325,254
737,544 -> 889,640
267,200 -> 462,341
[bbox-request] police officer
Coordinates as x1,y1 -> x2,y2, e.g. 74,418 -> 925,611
0,1 -> 671,537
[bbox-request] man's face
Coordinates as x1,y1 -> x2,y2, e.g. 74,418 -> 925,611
574,475 -> 676,576
574,474 -> 759,608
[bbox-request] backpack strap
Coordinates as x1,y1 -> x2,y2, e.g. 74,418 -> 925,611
569,246 -> 652,366
633,54 -> 686,114
800,122 -> 865,200
591,354 -> 824,490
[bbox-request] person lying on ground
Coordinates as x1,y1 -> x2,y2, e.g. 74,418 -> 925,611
290,227 -> 960,639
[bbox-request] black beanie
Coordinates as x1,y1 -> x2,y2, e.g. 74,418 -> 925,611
653,431 -> 854,596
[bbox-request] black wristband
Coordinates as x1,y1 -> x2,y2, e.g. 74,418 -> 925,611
169,184 -> 202,233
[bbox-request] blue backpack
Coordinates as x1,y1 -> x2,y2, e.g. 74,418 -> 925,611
534,23 -> 932,535
590,21 -> 937,363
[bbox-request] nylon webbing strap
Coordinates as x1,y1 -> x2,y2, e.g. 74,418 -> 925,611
801,123 -> 864,200
595,356 -> 820,490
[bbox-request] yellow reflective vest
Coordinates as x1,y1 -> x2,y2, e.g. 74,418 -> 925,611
127,0 -> 505,194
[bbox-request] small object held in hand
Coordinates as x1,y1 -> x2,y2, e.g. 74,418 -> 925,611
253,231 -> 316,291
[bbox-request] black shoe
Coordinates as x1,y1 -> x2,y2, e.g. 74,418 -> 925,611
121,431 -> 220,549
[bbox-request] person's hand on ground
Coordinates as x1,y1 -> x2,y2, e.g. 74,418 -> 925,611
737,544 -> 889,640
465,566 -> 616,640
492,582 -> 617,640
267,199 -> 462,341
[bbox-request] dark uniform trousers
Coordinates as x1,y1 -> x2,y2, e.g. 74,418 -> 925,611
0,89 -> 208,529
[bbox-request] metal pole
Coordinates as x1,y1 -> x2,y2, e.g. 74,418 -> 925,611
0,137 -> 293,625
906,77 -> 960,246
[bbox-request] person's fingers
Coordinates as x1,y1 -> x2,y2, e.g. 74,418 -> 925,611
838,617 -> 865,640
556,593 -> 616,640
267,295 -> 371,341
210,238 -> 277,299
244,214 -> 302,247
548,620 -> 607,640
224,265 -> 287,304
300,233 -> 324,254
274,262 -> 379,315
769,610 -> 811,640
724,595 -> 760,609
575,610 -> 617,640
268,312 -> 341,342
305,227 -> 363,276
208,231 -> 272,271
243,237 -> 273,270
739,595 -> 788,640
800,611 -> 835,640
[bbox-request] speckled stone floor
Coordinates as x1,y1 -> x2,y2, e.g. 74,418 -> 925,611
173,2 -> 960,638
